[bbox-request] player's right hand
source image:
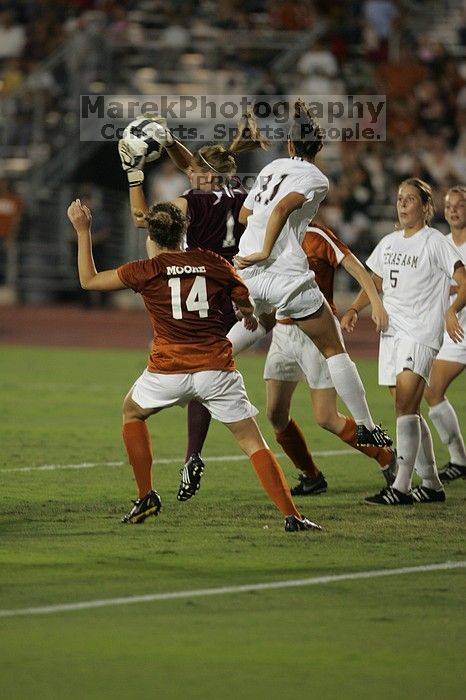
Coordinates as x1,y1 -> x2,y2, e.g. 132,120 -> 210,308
67,199 -> 92,233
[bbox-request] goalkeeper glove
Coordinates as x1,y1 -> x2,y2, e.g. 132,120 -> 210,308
118,139 -> 146,187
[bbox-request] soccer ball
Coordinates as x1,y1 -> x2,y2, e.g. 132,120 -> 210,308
122,117 -> 167,163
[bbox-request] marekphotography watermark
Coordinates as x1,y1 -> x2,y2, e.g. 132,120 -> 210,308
79,94 -> 386,143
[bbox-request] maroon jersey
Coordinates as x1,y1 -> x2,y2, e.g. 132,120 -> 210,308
117,248 -> 251,374
182,180 -> 247,264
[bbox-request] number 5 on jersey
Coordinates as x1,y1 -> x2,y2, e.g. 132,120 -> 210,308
168,275 -> 209,319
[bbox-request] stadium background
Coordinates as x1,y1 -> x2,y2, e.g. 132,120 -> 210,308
0,0 -> 465,323
1,4 -> 465,699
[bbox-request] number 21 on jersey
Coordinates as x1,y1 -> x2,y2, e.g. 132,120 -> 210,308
168,275 -> 209,319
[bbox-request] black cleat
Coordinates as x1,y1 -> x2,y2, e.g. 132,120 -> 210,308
381,449 -> 397,486
365,486 -> 414,505
412,485 -> 446,503
356,424 -> 393,448
290,472 -> 328,496
284,515 -> 323,532
438,462 -> 466,483
177,453 -> 205,501
122,489 -> 162,524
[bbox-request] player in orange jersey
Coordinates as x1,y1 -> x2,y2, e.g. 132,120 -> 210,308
67,198 -> 321,532
119,113 -> 275,500
263,223 -> 397,496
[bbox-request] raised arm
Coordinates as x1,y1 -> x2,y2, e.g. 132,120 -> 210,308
164,139 -> 193,172
67,200 -> 126,291
341,253 -> 388,333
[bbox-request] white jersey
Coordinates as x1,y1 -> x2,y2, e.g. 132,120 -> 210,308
446,233 -> 466,327
238,157 -> 329,276
366,226 -> 462,350
436,232 -> 466,362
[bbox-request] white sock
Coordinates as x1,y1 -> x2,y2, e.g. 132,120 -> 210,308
326,353 -> 375,430
429,399 -> 466,466
228,320 -> 267,356
415,415 -> 443,491
393,414 -> 421,493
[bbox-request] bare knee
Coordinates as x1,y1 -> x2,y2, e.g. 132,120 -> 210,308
423,383 -> 445,407
395,396 -> 419,416
123,392 -> 146,423
266,404 -> 290,433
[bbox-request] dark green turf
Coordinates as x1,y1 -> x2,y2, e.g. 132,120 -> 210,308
0,346 -> 465,699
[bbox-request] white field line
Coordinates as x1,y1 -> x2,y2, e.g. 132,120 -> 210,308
0,449 -> 356,474
0,561 -> 464,619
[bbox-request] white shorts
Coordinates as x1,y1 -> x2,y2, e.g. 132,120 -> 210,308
239,268 -> 324,321
378,334 -> 437,385
131,369 -> 258,423
435,330 -> 466,365
263,322 -> 338,390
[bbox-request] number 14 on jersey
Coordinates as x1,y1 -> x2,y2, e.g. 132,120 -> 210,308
168,276 -> 209,319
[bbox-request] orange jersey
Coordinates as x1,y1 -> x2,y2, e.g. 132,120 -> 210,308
278,224 -> 351,324
117,248 -> 251,374
302,224 -> 351,314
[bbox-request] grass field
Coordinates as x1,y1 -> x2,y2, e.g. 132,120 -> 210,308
1,345 -> 465,700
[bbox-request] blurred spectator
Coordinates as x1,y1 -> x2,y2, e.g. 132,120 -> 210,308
363,0 -> 399,62
375,46 -> 427,98
149,160 -> 189,202
0,177 -> 23,286
297,36 -> 342,95
0,58 -> 25,93
459,4 -> 466,46
421,135 -> 455,187
451,133 -> 466,183
268,0 -> 317,31
0,10 -> 26,60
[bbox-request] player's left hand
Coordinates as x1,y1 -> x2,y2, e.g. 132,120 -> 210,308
340,308 -> 358,333
67,199 -> 92,232
445,307 -> 464,343
118,139 -> 146,172
234,251 -> 269,269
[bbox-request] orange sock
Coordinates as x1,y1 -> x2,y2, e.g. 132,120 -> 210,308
250,448 -> 300,517
338,416 -> 393,468
122,421 -> 153,498
275,418 -> 320,478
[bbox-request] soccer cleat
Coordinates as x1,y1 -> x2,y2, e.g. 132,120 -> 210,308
290,472 -> 328,496
121,489 -> 162,524
365,486 -> 414,505
356,424 -> 393,448
412,485 -> 446,503
177,453 -> 205,501
438,462 -> 466,483
381,449 -> 397,486
284,515 -> 323,532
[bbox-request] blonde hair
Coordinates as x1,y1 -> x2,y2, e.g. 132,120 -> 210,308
399,178 -> 435,225
192,112 -> 270,184
446,185 -> 466,198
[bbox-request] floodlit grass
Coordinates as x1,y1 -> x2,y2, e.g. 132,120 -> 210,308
0,346 -> 465,700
